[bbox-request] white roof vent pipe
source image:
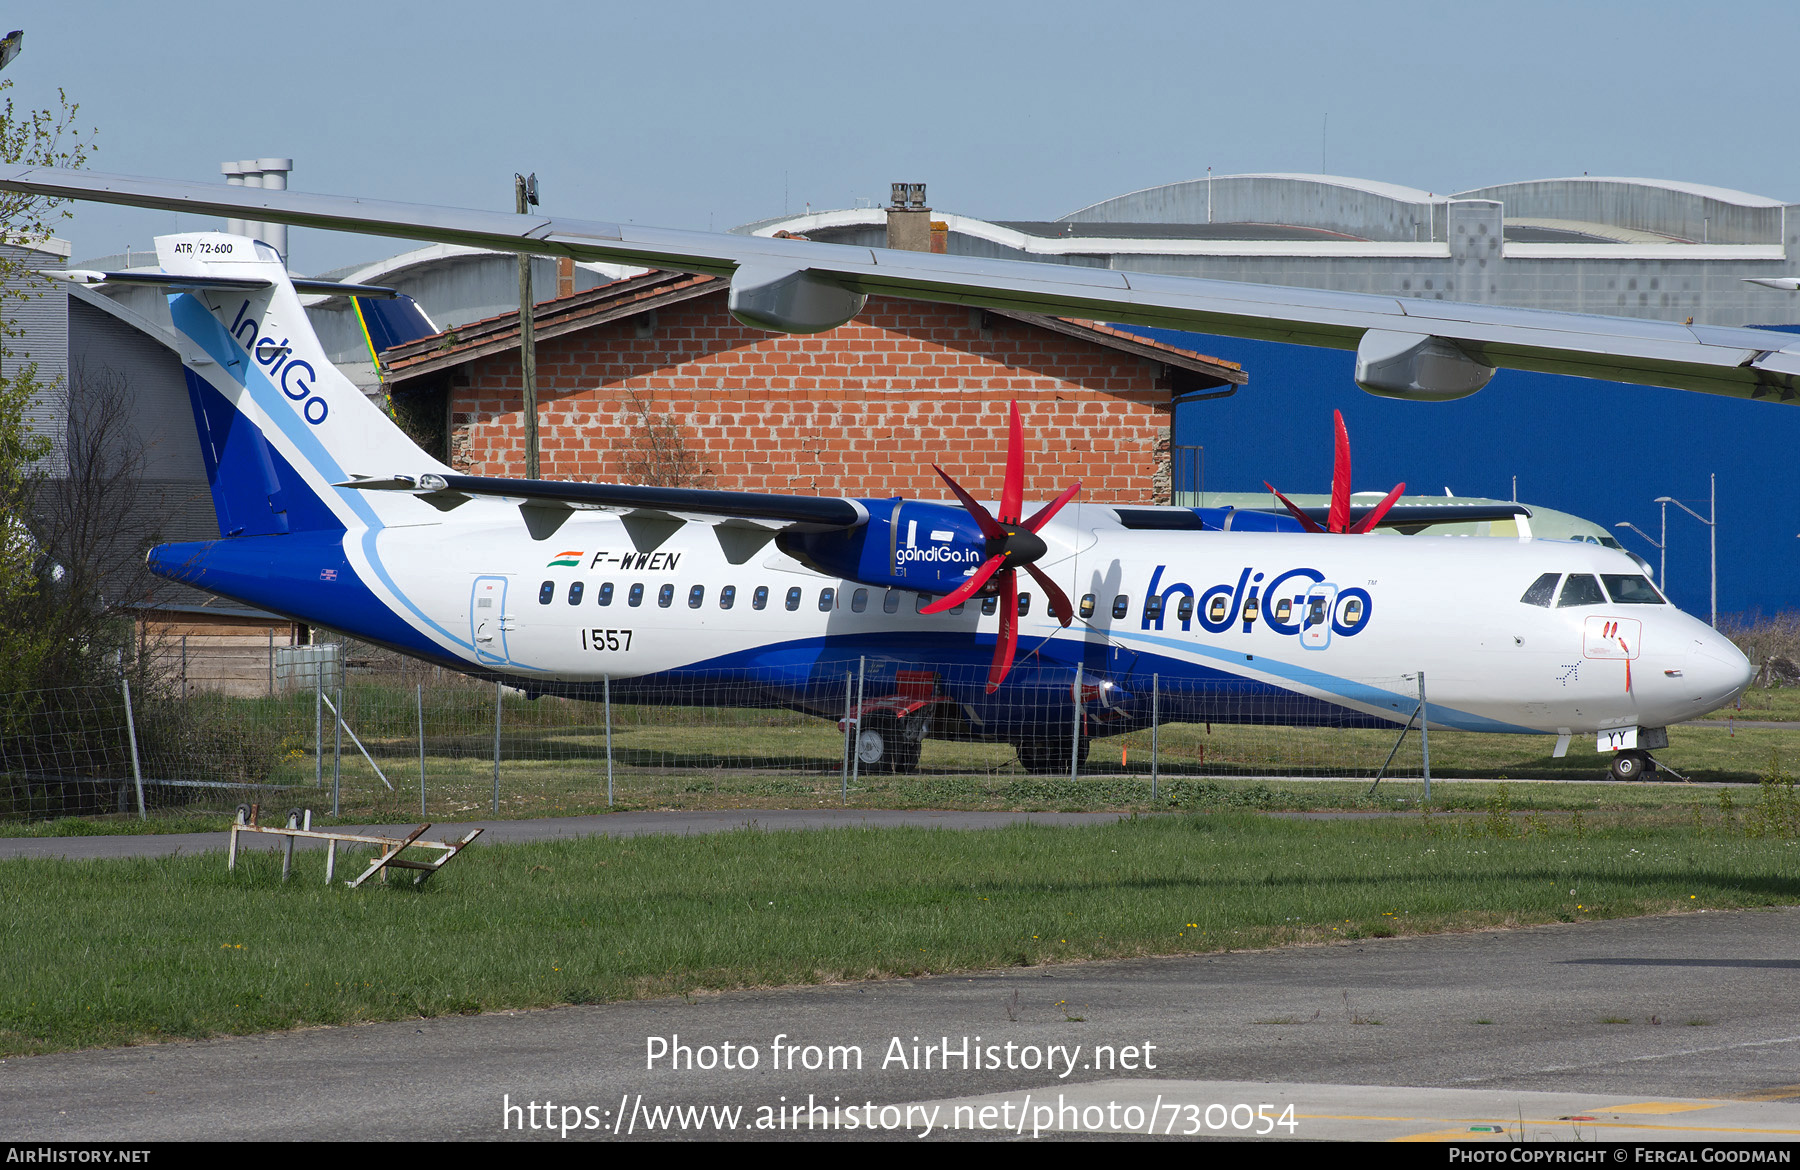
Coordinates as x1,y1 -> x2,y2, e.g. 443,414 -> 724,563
222,157 -> 293,264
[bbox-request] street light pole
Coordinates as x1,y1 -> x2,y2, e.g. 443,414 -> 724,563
1656,475 -> 1717,629
515,172 -> 540,481
1613,519 -> 1664,585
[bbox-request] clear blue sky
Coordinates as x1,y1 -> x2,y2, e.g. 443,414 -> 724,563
11,1 -> 1799,272
8,1 -> 1800,612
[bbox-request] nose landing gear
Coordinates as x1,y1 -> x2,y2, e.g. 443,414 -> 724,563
1608,750 -> 1657,782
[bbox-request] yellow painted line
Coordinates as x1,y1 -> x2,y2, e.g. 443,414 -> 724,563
1734,1084 -> 1800,1102
1593,1100 -> 1722,1114
1299,1113 -> 1424,1121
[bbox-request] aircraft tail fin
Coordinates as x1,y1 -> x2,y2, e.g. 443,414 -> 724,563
159,232 -> 450,536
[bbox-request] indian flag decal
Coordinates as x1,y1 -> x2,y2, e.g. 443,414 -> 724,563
547,550 -> 583,568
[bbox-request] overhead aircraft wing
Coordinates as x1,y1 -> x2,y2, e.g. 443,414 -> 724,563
8,165 -> 1800,403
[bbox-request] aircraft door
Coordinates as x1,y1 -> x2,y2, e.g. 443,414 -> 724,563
1300,583 -> 1338,651
471,575 -> 513,665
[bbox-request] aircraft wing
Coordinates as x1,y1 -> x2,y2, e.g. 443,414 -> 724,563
9,165 -> 1800,403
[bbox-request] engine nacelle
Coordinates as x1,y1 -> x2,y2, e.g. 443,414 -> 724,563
777,501 -> 992,595
1355,329 -> 1495,402
727,262 -> 867,334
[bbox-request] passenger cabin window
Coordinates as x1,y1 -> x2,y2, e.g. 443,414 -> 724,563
538,580 -> 554,605
628,583 -> 644,607
1112,595 -> 1129,620
883,590 -> 901,614
1018,593 -> 1031,616
1339,597 -> 1364,625
1272,597 -> 1291,624
1208,594 -> 1230,624
568,582 -> 584,605
658,584 -> 675,608
598,582 -> 614,606
1602,574 -> 1665,605
720,585 -> 736,610
950,602 -> 965,615
785,587 -> 802,611
1176,596 -> 1193,623
981,597 -> 997,616
1145,595 -> 1164,621
1079,594 -> 1096,619
851,588 -> 868,613
753,586 -> 769,610
1557,574 -> 1605,608
688,585 -> 704,609
818,588 -> 835,611
915,592 -> 931,614
1520,572 -> 1560,607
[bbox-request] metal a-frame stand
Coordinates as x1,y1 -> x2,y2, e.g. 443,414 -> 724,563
228,804 -> 483,887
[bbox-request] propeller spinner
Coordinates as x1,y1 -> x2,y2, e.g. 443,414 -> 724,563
922,401 -> 1081,692
1263,410 -> 1405,535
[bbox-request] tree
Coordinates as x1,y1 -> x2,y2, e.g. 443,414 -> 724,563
0,80 -> 92,697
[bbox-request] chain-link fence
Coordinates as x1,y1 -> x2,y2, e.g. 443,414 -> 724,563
0,634 -> 1768,823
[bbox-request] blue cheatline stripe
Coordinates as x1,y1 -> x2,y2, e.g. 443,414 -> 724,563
1116,628 -> 1541,734
168,293 -> 545,671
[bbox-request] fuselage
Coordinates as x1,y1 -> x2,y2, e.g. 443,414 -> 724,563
156,499 -> 1753,742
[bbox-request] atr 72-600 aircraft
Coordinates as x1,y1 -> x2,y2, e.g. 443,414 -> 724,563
0,166 -> 1764,778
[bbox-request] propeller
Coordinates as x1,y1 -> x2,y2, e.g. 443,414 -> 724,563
1262,410 -> 1405,535
922,401 -> 1081,692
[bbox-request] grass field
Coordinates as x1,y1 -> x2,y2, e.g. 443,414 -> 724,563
4,798 -> 1799,1058
6,676 -> 1798,832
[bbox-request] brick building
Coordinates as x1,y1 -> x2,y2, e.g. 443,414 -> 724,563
382,270 -> 1244,504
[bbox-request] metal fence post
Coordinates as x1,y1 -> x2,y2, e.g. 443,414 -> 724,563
121,676 -> 145,820
1418,669 -> 1431,801
850,656 -> 865,796
332,674 -> 344,817
604,674 -> 613,808
1071,663 -> 1083,782
492,678 -> 503,815
842,670 -> 853,805
417,683 -> 426,818
267,628 -> 274,697
314,661 -> 322,788
1150,672 -> 1159,804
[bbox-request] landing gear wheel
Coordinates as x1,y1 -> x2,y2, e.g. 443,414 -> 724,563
1015,736 -> 1090,775
1608,750 -> 1656,782
852,717 -> 921,774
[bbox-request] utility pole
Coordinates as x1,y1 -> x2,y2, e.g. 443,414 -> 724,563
515,172 -> 540,480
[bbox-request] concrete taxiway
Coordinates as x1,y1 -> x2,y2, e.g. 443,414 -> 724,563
4,902 -> 1798,1141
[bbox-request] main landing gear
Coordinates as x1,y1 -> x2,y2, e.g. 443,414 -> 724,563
851,715 -> 923,774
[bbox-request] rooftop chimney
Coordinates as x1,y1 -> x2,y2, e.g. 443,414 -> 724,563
886,181 -> 931,252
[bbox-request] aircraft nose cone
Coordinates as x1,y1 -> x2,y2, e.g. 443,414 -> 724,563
1686,629 -> 1755,710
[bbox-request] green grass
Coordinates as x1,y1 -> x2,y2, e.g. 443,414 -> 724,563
4,808 -> 1799,1057
7,676 -> 1798,831
1707,687 -> 1800,722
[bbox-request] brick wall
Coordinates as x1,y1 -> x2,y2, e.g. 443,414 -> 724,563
446,292 -> 1173,504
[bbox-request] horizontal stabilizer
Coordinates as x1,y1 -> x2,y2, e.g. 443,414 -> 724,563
52,269 -> 397,299
336,473 -> 869,528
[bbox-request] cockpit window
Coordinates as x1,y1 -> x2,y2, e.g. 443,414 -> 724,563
1556,573 -> 1605,608
1601,574 -> 1666,605
1520,572 -> 1559,607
